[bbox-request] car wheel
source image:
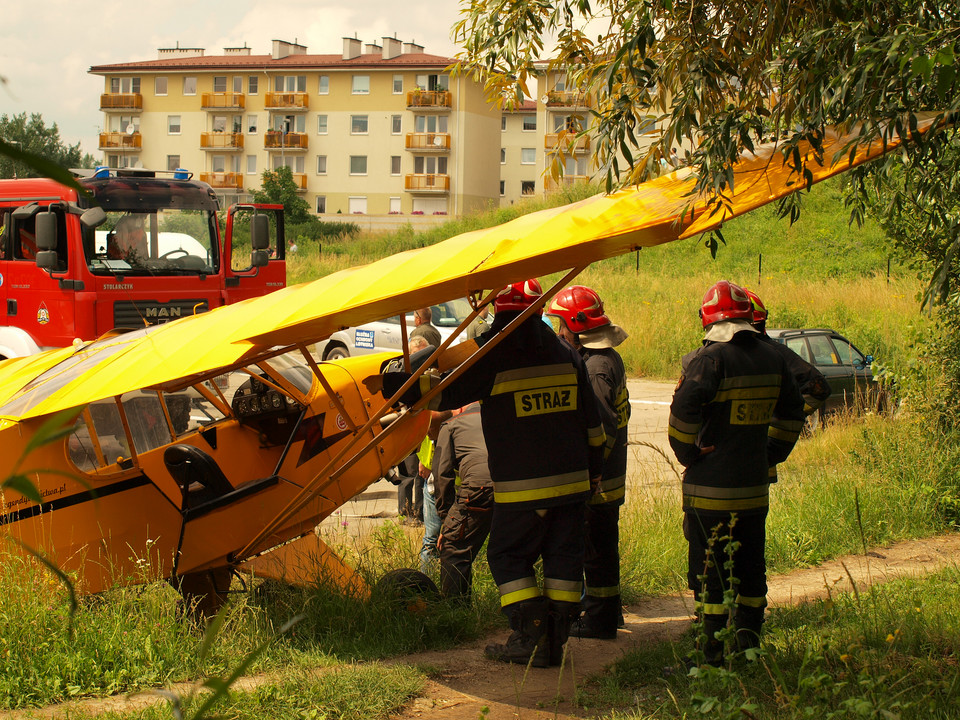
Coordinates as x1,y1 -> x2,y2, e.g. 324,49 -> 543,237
373,568 -> 440,610
324,345 -> 349,361
803,407 -> 826,434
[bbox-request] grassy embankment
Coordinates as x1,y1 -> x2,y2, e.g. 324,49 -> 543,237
2,180 -> 957,718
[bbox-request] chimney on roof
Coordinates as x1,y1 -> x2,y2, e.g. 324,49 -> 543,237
224,44 -> 252,56
342,36 -> 362,60
382,36 -> 403,60
157,42 -> 205,60
364,42 -> 382,56
272,39 -> 307,60
402,40 -> 424,54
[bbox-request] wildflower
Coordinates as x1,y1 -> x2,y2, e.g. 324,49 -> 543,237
840,654 -> 850,662
886,633 -> 896,643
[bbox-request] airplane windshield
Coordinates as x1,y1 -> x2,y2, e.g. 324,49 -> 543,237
86,209 -> 218,277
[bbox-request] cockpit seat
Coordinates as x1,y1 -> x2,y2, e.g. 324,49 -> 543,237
163,444 -> 234,508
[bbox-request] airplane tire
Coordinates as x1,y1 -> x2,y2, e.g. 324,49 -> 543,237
373,568 -> 439,608
173,568 -> 233,619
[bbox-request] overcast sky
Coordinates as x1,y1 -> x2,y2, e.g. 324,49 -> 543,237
0,0 -> 464,155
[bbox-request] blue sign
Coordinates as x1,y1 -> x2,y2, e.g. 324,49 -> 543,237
355,328 -> 375,349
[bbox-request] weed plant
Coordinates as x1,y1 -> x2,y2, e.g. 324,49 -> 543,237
585,566 -> 960,719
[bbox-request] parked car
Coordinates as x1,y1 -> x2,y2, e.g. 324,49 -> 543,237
766,328 -> 887,424
317,298 -> 473,360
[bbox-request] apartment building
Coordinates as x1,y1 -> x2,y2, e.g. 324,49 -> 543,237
89,37 -> 501,224
499,67 -> 661,207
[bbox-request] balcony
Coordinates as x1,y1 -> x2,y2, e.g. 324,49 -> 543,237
100,93 -> 143,111
201,92 -> 245,110
407,90 -> 452,111
404,174 -> 450,193
544,132 -> 591,153
544,90 -> 592,108
264,92 -> 309,111
292,173 -> 307,191
200,132 -> 244,151
264,132 -> 309,151
99,132 -> 142,151
544,175 -> 590,191
200,172 -> 243,190
405,132 -> 451,152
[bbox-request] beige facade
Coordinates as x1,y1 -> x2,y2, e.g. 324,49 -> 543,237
90,38 -> 502,223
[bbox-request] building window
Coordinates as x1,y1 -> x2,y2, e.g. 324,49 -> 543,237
499,180 -> 505,196
247,115 -> 258,133
213,76 -> 227,93
414,115 -> 447,133
232,76 -> 242,93
391,115 -> 402,134
522,115 -> 537,131
318,75 -> 329,94
167,115 -> 181,134
351,115 -> 368,134
501,115 -> 507,131
316,196 -> 326,213
521,148 -> 536,164
110,77 -> 140,93
350,156 -> 368,175
317,155 -> 327,174
167,155 -> 180,171
155,77 -> 167,96
352,75 -> 370,94
317,115 -> 328,134
390,197 -> 401,213
391,156 -> 401,175
522,180 -> 536,195
275,75 -> 307,92
348,197 -> 367,214
247,155 -> 257,174
248,76 -> 259,94
500,148 -> 506,164
183,77 -> 197,95
393,75 -> 403,94
212,155 -> 226,173
415,74 -> 449,91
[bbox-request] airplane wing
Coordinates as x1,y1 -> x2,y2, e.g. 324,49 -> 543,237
0,120 -> 930,421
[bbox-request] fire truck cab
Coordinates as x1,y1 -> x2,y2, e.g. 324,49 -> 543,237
0,168 -> 286,359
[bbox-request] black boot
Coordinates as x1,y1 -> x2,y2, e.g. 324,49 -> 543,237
571,595 -> 619,640
697,614 -> 728,667
484,600 -> 550,667
734,605 -> 764,653
548,600 -> 581,666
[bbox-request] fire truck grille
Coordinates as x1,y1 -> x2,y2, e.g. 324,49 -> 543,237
113,299 -> 210,328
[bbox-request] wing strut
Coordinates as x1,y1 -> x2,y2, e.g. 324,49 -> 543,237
233,265 -> 586,562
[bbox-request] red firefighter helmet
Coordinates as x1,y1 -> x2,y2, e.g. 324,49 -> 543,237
494,279 -> 543,313
742,288 -> 768,326
699,280 -> 753,328
546,285 -> 610,333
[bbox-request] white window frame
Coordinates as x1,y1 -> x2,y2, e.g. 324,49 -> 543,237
183,77 -> 197,95
390,156 -> 401,175
520,148 -> 536,165
316,196 -> 326,213
167,115 -> 181,134
248,76 -> 259,94
393,75 -> 403,94
352,75 -> 370,94
318,75 -> 329,94
500,148 -> 506,164
522,115 -> 537,131
155,77 -> 168,96
246,155 -> 257,174
349,156 -> 368,175
391,115 -> 402,134
317,115 -> 328,134
351,115 -> 369,134
317,155 -> 327,174
348,196 -> 367,214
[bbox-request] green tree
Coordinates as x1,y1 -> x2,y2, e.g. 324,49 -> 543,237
453,1 -> 960,300
252,166 -> 312,224
0,112 -> 83,179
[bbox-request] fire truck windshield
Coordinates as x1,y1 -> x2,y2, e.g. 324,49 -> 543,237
87,208 -> 219,276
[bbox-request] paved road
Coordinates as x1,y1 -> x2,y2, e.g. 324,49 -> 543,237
322,378 -> 678,535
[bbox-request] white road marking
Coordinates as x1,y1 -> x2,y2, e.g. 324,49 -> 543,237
630,399 -> 671,406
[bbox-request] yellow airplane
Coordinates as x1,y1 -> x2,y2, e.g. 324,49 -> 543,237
0,121 -> 930,612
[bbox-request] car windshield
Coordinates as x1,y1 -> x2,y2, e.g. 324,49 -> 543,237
86,209 -> 218,276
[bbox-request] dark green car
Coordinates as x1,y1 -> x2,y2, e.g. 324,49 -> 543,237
767,328 -> 885,420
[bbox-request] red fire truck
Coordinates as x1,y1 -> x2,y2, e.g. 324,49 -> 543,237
0,168 -> 286,359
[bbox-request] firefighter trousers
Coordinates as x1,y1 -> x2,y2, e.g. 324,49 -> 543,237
488,502 -> 586,611
582,502 -> 621,629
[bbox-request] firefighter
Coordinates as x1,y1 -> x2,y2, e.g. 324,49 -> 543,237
368,279 -> 605,667
547,285 -> 630,640
669,280 -> 804,664
742,288 -> 831,419
433,402 -> 492,602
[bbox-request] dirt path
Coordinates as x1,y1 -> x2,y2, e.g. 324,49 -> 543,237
393,532 -> 960,720
13,532 -> 959,720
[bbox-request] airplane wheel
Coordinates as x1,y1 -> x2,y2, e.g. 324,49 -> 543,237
373,569 -> 439,611
173,568 -> 232,620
